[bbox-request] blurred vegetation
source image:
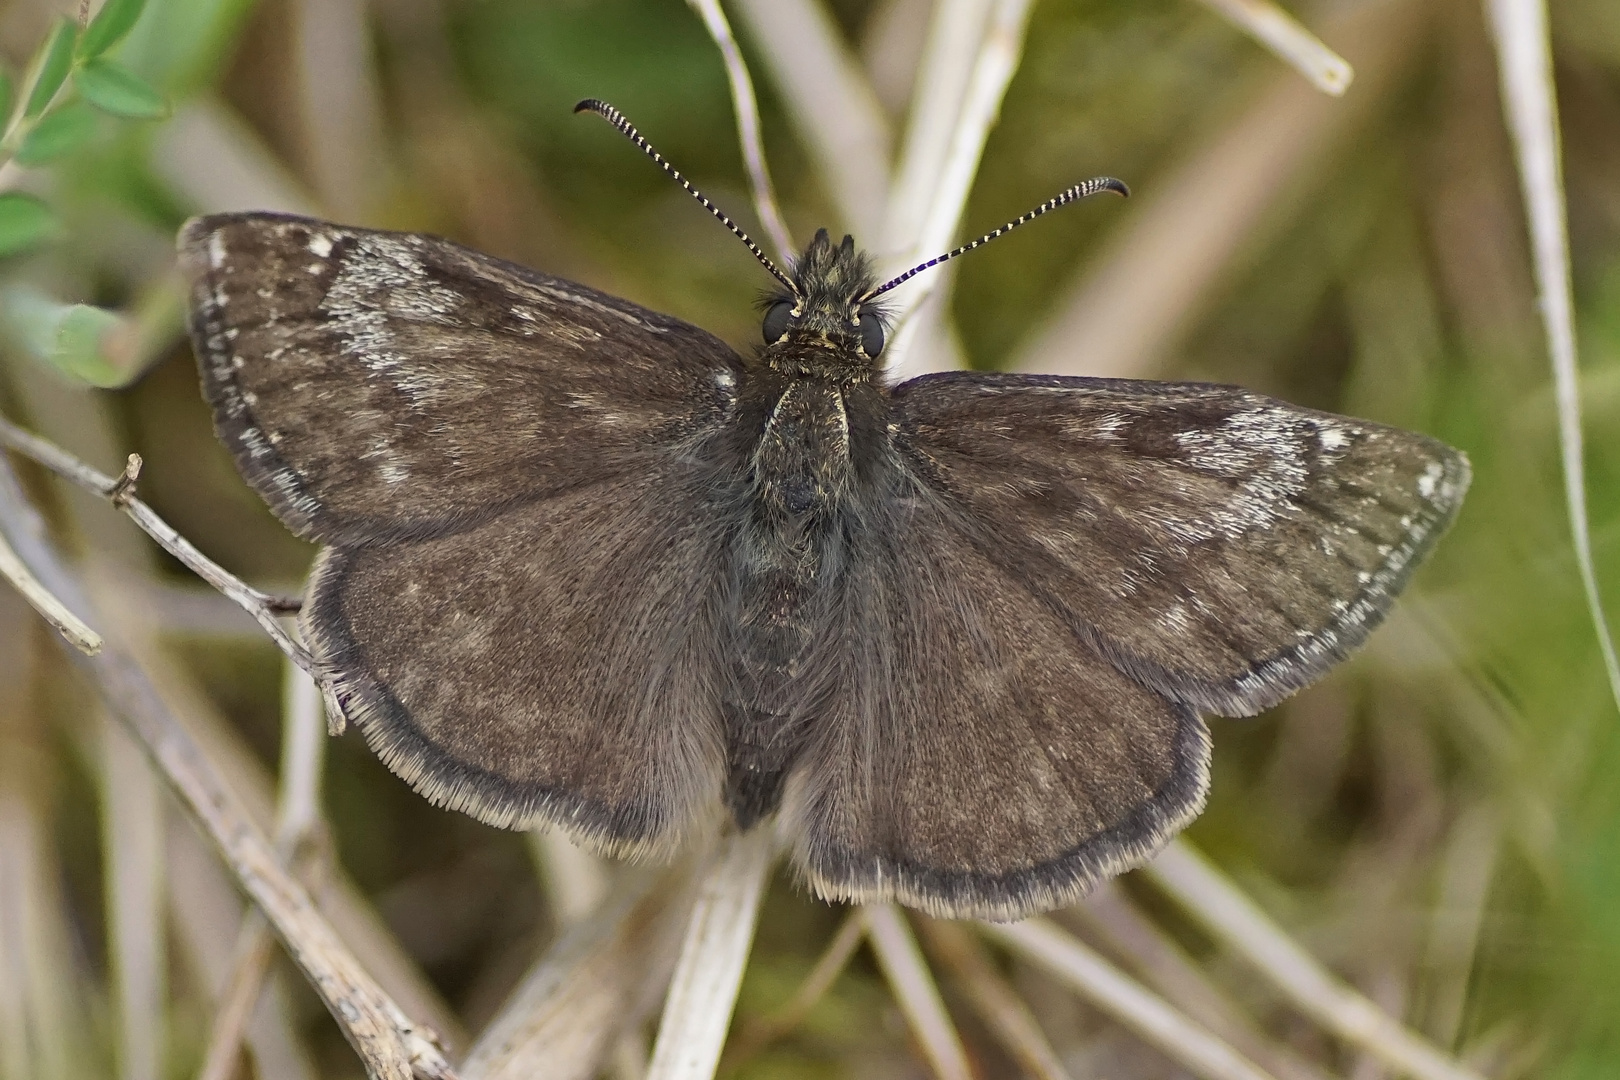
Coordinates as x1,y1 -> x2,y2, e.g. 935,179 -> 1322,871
1,0 -> 1619,1077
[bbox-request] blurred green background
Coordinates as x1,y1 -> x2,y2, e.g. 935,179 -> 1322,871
1,0 -> 1618,1077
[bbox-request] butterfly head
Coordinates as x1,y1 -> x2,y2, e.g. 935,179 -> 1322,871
760,229 -> 888,369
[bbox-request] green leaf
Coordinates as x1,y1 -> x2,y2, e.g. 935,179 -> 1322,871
73,58 -> 168,119
0,195 -> 56,257
2,287 -> 128,387
78,0 -> 148,59
22,18 -> 78,118
14,102 -> 97,166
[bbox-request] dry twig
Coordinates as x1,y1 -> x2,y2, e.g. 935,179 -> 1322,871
0,453 -> 454,1080
1145,841 -> 1485,1080
721,909 -> 865,1071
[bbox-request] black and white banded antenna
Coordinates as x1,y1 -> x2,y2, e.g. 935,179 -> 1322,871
859,177 -> 1130,303
574,99 -> 799,296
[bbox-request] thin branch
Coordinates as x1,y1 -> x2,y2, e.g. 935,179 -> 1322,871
981,918 -> 1277,1080
0,457 -> 455,1080
0,418 -> 318,689
880,0 -> 1036,381
645,830 -> 775,1080
721,909 -> 865,1072
197,661 -> 329,1080
1144,840 -> 1486,1080
685,0 -> 795,263
1485,0 -> 1620,715
1195,0 -> 1353,96
0,525 -> 100,654
917,919 -> 1072,1080
862,905 -> 973,1080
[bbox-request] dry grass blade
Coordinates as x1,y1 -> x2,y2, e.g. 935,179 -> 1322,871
0,529 -> 100,654
918,919 -> 1072,1080
1195,0 -> 1353,96
645,830 -> 775,1080
982,917 -> 1276,1080
730,0 -> 891,238
0,459 -> 455,1080
197,661 -> 328,1080
1484,0 -> 1620,714
463,867 -> 695,1080
101,715 -> 166,1080
685,0 -> 795,262
881,0 -> 1035,381
1015,0 -> 1423,380
880,0 -> 995,256
1073,884 -> 1335,1080
1145,841 -> 1484,1080
721,908 -> 865,1071
863,905 -> 973,1080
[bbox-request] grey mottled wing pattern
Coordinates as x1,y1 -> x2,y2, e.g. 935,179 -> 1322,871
890,372 -> 1470,716
180,212 -> 746,851
786,476 -> 1209,921
180,212 -> 743,546
303,471 -> 733,853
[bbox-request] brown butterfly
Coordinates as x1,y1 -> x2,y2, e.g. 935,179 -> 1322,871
178,100 -> 1468,920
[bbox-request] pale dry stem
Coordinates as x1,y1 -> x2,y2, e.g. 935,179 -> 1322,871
918,919 -> 1073,1080
862,905 -> 973,1080
645,831 -> 775,1080
0,457 -> 455,1080
720,908 -> 865,1071
1195,0 -> 1353,95
1145,840 -> 1485,1080
686,0 -> 796,262
1484,0 -> 1620,715
982,917 -> 1277,1080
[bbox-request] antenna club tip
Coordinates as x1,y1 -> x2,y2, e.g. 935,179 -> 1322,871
1106,178 -> 1130,198
573,98 -> 610,117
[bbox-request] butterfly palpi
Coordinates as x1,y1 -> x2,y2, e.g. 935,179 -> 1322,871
178,100 -> 1468,920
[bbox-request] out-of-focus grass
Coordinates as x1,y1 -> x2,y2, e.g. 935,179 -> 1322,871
1,0 -> 1618,1076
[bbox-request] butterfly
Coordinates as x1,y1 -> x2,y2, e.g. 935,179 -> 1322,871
178,100 -> 1468,920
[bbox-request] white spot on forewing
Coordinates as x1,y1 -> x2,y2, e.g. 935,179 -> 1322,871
1165,407 -> 1309,542
1318,424 -> 1351,451
207,231 -> 226,269
308,233 -> 333,257
1417,461 -> 1443,498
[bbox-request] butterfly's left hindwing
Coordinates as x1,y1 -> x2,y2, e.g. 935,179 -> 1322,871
180,212 -> 744,546
890,372 -> 1470,717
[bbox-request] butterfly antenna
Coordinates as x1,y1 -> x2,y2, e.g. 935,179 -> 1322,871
859,177 -> 1130,302
575,99 -> 798,295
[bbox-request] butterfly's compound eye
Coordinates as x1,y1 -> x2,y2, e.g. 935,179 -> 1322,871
858,311 -> 885,358
763,300 -> 794,343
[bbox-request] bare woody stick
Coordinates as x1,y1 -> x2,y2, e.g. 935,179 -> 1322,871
0,455 -> 454,1080
1195,0 -> 1352,96
0,418 -> 321,716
